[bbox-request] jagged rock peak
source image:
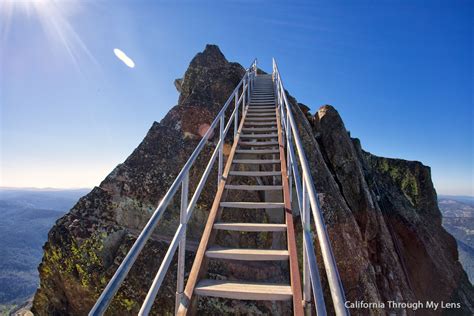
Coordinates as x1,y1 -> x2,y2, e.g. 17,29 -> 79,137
191,44 -> 228,68
176,44 -> 244,108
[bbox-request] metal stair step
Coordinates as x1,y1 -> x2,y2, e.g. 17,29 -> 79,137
246,113 -> 276,117
249,104 -> 275,107
206,247 -> 289,261
229,171 -> 281,177
249,101 -> 274,105
225,184 -> 282,190
245,117 -> 276,121
247,108 -> 275,112
236,149 -> 279,154
239,141 -> 279,147
195,280 -> 292,301
248,105 -> 275,108
244,122 -> 277,126
214,222 -> 286,231
242,127 -> 278,132
246,110 -> 275,114
245,118 -> 276,122
232,159 -> 280,164
220,201 -> 284,209
240,134 -> 278,138
246,110 -> 276,118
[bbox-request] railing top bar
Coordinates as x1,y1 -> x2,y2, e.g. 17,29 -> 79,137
90,58 -> 257,316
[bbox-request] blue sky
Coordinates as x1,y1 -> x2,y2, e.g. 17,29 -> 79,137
1,0 -> 472,195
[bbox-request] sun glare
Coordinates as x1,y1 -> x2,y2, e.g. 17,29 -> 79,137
1,0 -> 95,69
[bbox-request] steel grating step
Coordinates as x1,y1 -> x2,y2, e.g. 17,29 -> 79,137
195,280 -> 292,301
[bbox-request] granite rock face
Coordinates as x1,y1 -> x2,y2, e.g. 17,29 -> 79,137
33,45 -> 473,315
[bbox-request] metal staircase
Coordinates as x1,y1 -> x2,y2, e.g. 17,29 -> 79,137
176,73 -> 303,315
90,60 -> 349,316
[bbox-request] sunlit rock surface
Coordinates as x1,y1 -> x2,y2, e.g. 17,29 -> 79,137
33,45 -> 473,315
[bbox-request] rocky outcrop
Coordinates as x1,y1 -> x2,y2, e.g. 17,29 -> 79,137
33,45 -> 473,315
309,105 -> 473,315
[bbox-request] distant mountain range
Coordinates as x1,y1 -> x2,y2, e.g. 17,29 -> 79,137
0,188 -> 89,313
438,195 -> 474,283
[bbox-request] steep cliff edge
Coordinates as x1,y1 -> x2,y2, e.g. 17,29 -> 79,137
32,45 -> 473,315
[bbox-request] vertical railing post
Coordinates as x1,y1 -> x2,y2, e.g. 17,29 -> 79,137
250,70 -> 253,93
302,180 -> 312,314
234,90 -> 239,138
175,173 -> 189,314
286,105 -> 293,202
242,78 -> 246,110
218,115 -> 224,185
247,75 -> 251,106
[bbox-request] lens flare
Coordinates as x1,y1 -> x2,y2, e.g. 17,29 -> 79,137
113,48 -> 135,68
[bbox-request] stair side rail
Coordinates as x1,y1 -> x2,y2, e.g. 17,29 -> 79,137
89,59 -> 258,316
272,58 -> 349,316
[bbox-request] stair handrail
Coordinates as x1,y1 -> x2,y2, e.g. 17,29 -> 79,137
272,58 -> 349,316
89,59 -> 258,316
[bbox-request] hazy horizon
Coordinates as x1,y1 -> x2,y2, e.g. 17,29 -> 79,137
1,187 -> 473,198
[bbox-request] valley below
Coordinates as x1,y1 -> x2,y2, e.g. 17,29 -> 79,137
0,188 -> 89,315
